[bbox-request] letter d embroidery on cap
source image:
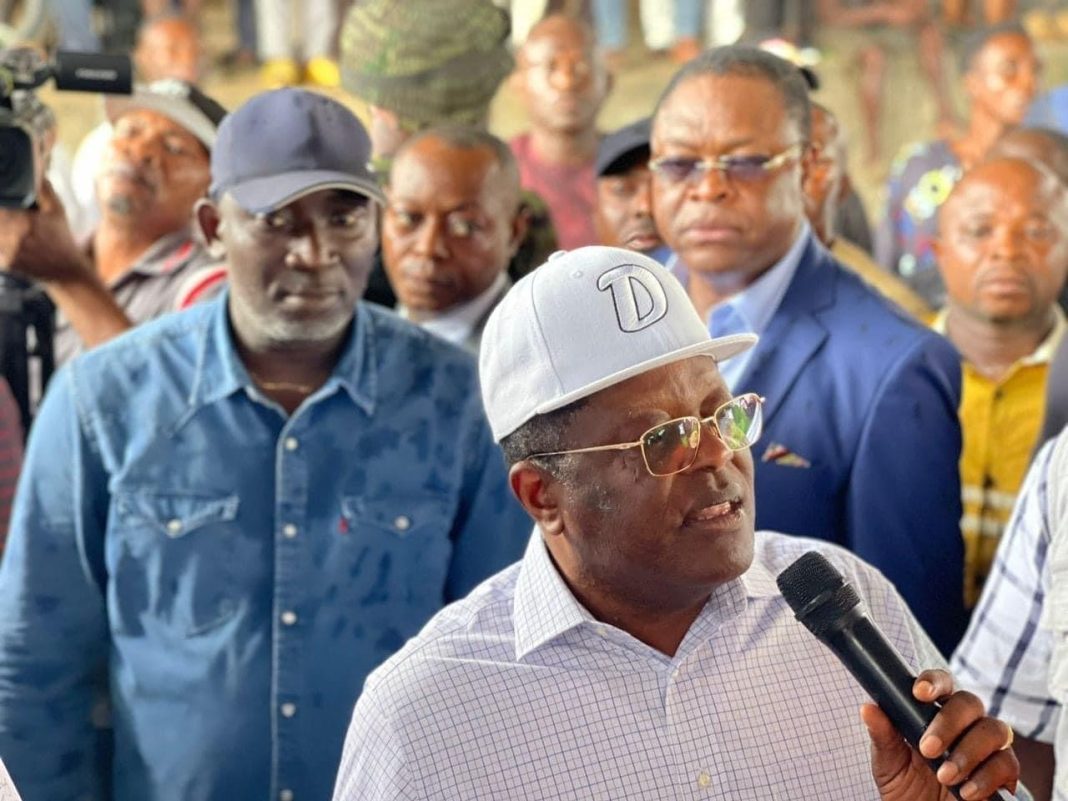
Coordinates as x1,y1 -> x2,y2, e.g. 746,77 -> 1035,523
596,263 -> 668,333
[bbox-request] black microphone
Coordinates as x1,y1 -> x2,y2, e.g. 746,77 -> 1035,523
776,551 -> 1016,801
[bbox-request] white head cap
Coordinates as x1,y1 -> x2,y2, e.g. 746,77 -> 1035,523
479,246 -> 757,441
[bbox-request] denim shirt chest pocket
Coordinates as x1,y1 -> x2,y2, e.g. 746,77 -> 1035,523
110,490 -> 243,637
338,493 -> 455,610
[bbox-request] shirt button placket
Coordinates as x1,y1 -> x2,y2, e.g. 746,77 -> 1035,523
277,429 -> 305,798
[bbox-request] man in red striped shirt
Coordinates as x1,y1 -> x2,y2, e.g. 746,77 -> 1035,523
0,81 -> 227,364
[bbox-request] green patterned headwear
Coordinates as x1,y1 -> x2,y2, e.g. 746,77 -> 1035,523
341,0 -> 514,128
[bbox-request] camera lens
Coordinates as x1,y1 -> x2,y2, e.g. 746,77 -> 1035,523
0,124 -> 37,209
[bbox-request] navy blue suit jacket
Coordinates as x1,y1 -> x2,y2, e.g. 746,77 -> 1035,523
736,239 -> 966,655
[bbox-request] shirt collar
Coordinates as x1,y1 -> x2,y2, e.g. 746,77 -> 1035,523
708,222 -> 811,338
740,546 -> 780,597
399,273 -> 509,346
1030,306 -> 1068,364
513,529 -> 782,661
107,229 -> 198,286
513,531 -> 594,661
932,304 -> 1067,368
187,289 -> 378,416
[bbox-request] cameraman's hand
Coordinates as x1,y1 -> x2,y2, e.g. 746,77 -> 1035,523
0,180 -> 94,285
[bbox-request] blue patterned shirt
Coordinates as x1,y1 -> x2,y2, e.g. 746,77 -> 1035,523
874,139 -> 962,308
334,531 -> 944,800
0,292 -> 531,801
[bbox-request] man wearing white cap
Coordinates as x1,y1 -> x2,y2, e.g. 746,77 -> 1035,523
334,246 -> 1020,800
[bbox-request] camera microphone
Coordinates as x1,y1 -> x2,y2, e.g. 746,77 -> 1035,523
52,51 -> 132,95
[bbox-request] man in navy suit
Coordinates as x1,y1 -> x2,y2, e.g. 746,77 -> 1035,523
650,46 -> 967,654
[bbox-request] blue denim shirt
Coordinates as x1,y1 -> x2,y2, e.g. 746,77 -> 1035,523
0,291 -> 531,801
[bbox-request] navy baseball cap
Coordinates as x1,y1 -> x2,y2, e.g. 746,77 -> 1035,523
596,117 -> 652,178
209,88 -> 385,212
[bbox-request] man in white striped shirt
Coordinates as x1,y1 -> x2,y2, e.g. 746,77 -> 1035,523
335,246 -> 1020,800
953,426 -> 1068,801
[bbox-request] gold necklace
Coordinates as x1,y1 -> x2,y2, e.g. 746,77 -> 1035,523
249,371 -> 316,395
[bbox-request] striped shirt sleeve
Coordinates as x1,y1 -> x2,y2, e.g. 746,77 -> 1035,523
951,438 -> 1060,742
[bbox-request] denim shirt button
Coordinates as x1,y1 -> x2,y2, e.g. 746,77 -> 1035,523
166,519 -> 183,537
284,437 -> 299,452
280,702 -> 297,718
281,611 -> 297,626
393,515 -> 411,532
282,523 -> 298,539
279,791 -> 294,801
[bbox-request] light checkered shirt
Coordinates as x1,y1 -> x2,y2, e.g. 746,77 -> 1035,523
333,529 -> 944,800
952,432 -> 1068,800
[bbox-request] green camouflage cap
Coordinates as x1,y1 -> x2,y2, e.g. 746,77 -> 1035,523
341,0 -> 514,128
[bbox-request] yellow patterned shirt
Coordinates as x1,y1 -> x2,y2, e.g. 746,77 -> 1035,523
933,308 -> 1066,607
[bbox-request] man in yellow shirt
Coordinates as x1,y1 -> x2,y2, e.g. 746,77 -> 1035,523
933,156 -> 1068,607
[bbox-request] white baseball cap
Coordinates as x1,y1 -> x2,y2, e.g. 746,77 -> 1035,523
479,246 -> 758,442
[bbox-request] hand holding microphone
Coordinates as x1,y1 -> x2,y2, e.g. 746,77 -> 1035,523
777,551 -> 1020,801
862,669 -> 1017,801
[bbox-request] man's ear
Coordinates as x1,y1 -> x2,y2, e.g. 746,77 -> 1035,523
194,197 -> 226,260
510,461 -> 565,537
369,104 -> 399,132
798,142 -> 817,188
508,202 -> 531,258
602,64 -> 615,99
839,169 -> 855,199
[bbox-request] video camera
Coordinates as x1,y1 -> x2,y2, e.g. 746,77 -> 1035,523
0,47 -> 131,434
0,47 -> 132,209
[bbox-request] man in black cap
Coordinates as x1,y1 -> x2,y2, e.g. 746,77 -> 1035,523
338,0 -> 557,307
594,117 -> 670,264
0,87 -> 529,801
0,80 -> 228,364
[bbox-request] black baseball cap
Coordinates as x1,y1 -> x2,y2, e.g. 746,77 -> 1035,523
596,117 -> 652,178
209,88 -> 385,213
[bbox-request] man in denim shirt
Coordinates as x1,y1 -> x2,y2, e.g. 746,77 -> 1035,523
0,88 -> 531,801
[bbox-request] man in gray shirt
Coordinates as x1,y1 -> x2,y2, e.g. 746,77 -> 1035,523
0,80 -> 227,364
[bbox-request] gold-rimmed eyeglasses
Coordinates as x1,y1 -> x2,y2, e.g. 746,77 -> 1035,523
528,393 -> 765,477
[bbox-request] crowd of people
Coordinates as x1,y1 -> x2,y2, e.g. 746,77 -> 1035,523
5,0 -> 1068,799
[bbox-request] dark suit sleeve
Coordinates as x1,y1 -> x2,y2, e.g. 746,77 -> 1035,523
845,333 -> 966,656
1036,336 -> 1068,453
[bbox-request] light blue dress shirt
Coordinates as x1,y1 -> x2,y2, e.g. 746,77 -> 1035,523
669,223 -> 811,391
0,292 -> 531,801
334,529 -> 945,800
